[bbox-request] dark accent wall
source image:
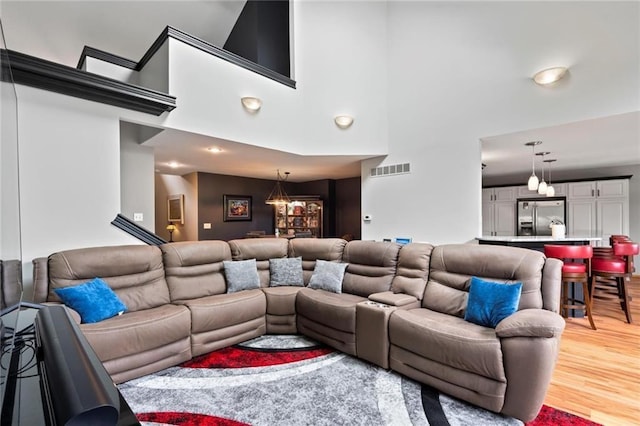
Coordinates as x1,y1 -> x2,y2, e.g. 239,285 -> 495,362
224,0 -> 290,77
335,177 -> 362,240
197,172 -> 277,241
196,173 -> 362,241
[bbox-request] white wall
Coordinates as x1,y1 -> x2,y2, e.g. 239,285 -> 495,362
16,86 -> 142,297
84,56 -> 140,85
0,80 -> 21,260
160,0 -> 388,157
154,172 -> 198,241
120,121 -> 156,231
362,1 -> 639,244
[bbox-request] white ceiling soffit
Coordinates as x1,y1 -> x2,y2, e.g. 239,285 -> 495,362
481,111 -> 640,178
146,128 -> 368,182
1,1 -> 247,67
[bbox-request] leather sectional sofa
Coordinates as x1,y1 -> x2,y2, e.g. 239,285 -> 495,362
31,238 -> 565,422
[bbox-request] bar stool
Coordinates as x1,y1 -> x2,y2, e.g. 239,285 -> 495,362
544,244 -> 596,330
591,241 -> 638,324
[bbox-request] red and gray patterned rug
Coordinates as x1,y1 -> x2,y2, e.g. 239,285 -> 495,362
118,335 -> 599,426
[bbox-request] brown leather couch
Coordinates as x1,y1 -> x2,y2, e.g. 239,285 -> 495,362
30,238 -> 564,422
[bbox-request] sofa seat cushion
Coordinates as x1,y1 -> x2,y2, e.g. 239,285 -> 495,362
389,308 -> 506,382
296,287 -> 366,333
263,286 -> 303,316
184,289 -> 266,334
80,304 -> 191,362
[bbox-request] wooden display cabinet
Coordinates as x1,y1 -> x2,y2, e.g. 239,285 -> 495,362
275,199 -> 323,237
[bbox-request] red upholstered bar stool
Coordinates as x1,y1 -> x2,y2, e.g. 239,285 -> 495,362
544,244 -> 596,330
591,241 -> 639,324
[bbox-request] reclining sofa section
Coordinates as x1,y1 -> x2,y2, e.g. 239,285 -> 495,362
31,238 -> 564,422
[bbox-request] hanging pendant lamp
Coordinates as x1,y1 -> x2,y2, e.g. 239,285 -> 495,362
525,141 -> 542,190
536,151 -> 550,195
265,170 -> 291,205
544,159 -> 557,197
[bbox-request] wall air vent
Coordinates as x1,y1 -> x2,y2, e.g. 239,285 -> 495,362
370,163 -> 410,177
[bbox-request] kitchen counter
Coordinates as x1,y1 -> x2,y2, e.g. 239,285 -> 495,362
476,236 -> 601,251
477,236 -> 601,243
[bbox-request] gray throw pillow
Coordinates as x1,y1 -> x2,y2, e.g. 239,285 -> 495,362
224,259 -> 260,293
308,260 -> 348,294
269,257 -> 304,287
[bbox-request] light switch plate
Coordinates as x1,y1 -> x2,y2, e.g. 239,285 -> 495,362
203,223 -> 212,229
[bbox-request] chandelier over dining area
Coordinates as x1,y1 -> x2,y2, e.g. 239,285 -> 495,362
265,170 -> 291,205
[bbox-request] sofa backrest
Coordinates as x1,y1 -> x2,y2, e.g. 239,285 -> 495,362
228,238 -> 289,287
342,241 -> 401,297
161,241 -> 231,302
288,238 -> 347,284
46,245 -> 169,312
390,243 -> 434,301
423,244 -> 553,317
1,259 -> 22,309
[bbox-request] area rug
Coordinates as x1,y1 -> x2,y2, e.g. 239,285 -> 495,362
118,335 -> 599,426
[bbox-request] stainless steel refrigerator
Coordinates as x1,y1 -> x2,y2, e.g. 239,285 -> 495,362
517,197 -> 566,236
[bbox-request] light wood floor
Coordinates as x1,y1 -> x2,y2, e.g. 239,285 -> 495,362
544,276 -> 640,426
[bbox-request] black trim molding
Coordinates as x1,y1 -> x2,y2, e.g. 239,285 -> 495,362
111,214 -> 167,245
77,46 -> 138,71
1,49 -> 176,116
80,25 -> 297,89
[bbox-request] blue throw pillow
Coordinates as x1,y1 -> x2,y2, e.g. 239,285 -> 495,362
464,276 -> 522,328
54,278 -> 127,324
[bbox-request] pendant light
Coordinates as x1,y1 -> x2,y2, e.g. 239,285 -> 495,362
525,141 -> 542,190
544,159 -> 556,197
265,170 -> 291,205
536,151 -> 550,195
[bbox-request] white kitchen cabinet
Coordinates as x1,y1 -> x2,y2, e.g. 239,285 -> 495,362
567,179 -> 628,200
484,187 -> 516,202
568,200 -> 597,236
597,198 -> 629,243
482,187 -> 516,236
566,179 -> 629,245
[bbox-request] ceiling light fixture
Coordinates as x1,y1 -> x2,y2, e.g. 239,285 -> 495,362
544,159 -> 557,197
241,96 -> 262,112
525,141 -> 542,190
334,115 -> 354,129
533,67 -> 568,86
168,161 -> 180,169
265,170 -> 291,205
207,147 -> 223,153
536,151 -> 550,195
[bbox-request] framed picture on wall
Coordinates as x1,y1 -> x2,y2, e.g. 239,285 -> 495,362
168,194 -> 185,224
223,195 -> 252,222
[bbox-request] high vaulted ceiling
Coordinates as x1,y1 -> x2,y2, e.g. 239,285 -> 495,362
2,1 -> 638,182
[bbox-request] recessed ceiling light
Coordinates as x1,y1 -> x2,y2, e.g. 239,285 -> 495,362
207,147 -> 223,153
168,161 -> 179,168
533,67 -> 568,86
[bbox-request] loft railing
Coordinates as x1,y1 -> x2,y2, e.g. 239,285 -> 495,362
110,214 -> 166,245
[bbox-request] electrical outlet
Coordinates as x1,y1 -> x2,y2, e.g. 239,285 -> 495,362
133,213 -> 143,222
203,223 -> 211,229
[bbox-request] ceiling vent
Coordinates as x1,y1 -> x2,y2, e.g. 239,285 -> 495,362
370,163 -> 410,178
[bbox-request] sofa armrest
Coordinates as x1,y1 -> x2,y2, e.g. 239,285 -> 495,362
1,259 -> 22,308
496,309 -> 565,339
40,302 -> 82,324
368,291 -> 420,309
32,257 -> 50,303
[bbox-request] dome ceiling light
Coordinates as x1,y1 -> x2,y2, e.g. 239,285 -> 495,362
533,67 -> 568,86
